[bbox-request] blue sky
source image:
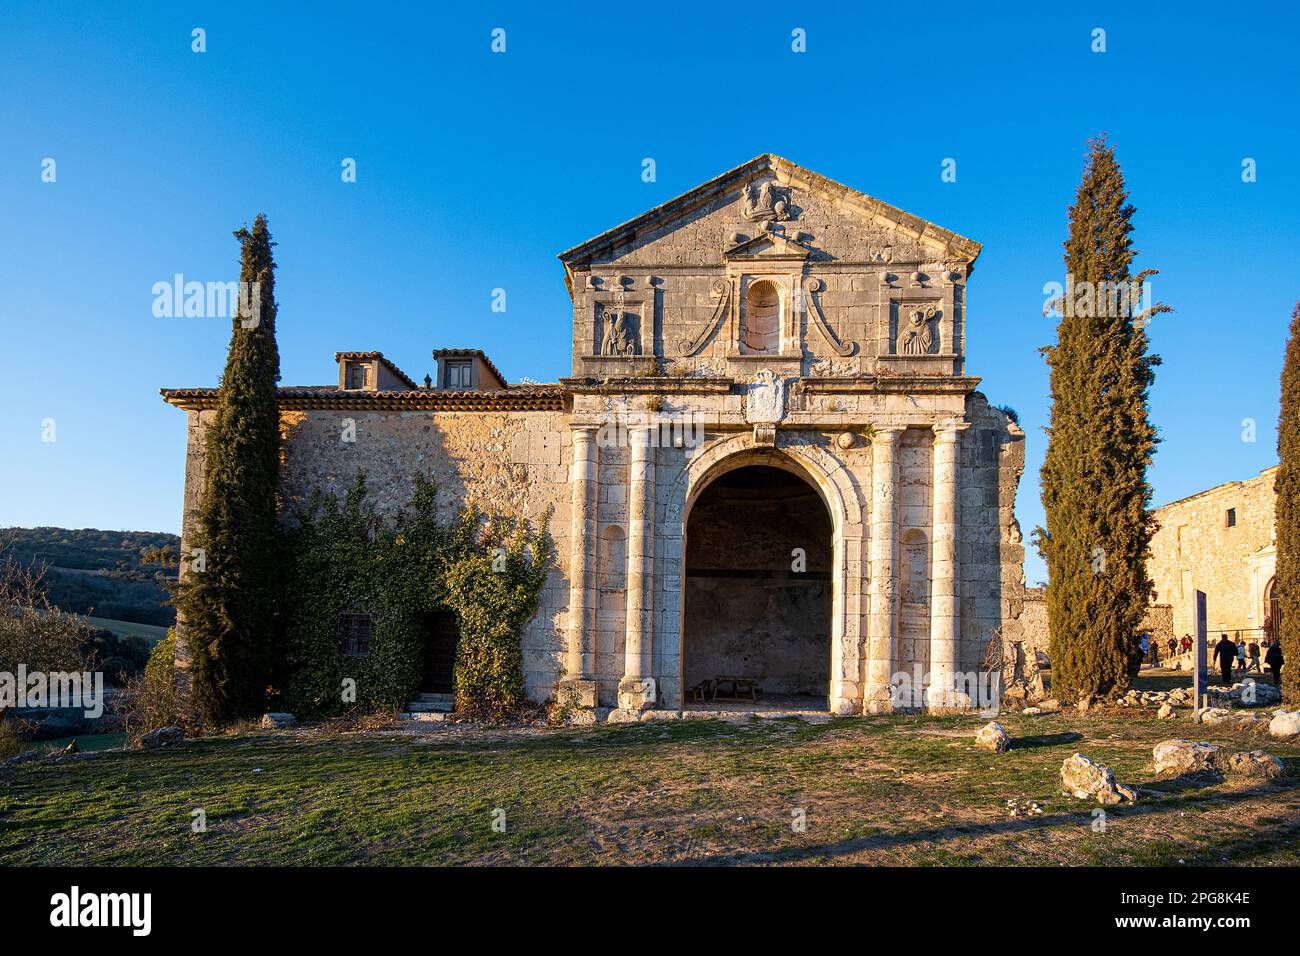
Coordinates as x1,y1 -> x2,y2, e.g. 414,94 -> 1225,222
2,1 -> 1297,585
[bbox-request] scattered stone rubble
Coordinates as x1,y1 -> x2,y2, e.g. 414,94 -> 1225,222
1060,753 -> 1137,805
1151,738 -> 1284,781
260,713 -> 297,729
1005,798 -> 1043,818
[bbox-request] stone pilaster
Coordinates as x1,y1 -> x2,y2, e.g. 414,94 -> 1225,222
928,422 -> 969,708
563,426 -> 599,707
619,427 -> 656,710
865,426 -> 904,713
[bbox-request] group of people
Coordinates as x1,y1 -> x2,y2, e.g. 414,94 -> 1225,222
1210,633 -> 1284,687
1147,631 -> 1286,688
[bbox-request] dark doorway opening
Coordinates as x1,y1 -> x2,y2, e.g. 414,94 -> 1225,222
421,610 -> 460,694
682,464 -> 832,710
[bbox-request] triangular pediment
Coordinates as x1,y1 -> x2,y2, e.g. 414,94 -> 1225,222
558,154 -> 981,291
722,229 -> 811,260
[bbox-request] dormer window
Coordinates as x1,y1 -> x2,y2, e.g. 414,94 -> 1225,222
444,360 -> 472,389
347,364 -> 369,389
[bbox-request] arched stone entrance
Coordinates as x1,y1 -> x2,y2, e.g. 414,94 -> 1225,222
682,464 -> 833,707
658,434 -> 865,714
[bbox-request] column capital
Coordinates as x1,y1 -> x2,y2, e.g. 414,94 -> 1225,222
629,425 -> 656,449
932,421 -> 971,439
871,425 -> 907,443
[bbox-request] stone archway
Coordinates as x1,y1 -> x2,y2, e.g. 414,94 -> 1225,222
658,434 -> 865,714
682,463 -> 833,707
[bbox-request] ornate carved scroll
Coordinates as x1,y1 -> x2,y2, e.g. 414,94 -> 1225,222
802,277 -> 857,357
679,277 -> 731,356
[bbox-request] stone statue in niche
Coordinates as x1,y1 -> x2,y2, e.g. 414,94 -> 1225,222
740,180 -> 792,222
898,306 -> 938,355
600,306 -> 640,356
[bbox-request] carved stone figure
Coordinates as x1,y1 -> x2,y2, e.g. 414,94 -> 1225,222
600,306 -> 640,356
899,307 -> 937,355
740,180 -> 792,222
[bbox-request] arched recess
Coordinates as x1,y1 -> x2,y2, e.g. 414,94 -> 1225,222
659,432 -> 862,713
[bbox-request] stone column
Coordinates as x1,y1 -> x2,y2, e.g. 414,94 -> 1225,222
864,427 -> 904,713
619,426 -> 657,711
928,422 -> 968,708
563,426 -> 599,707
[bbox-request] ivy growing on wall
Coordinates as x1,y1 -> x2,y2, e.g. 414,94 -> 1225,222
277,474 -> 553,720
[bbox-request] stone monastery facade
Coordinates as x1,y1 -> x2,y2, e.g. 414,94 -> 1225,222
164,155 -> 1026,716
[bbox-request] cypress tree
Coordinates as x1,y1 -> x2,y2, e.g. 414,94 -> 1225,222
1276,302 -> 1300,705
1036,138 -> 1168,701
177,215 -> 282,724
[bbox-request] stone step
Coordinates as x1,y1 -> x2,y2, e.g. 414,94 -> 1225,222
415,693 -> 453,704
398,711 -> 448,723
406,697 -> 453,713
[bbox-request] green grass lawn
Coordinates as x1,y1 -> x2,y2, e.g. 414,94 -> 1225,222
82,615 -> 169,644
3,710 -> 1298,866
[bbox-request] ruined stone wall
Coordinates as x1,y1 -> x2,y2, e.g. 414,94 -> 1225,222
959,394 -> 1026,675
1148,467 -> 1277,638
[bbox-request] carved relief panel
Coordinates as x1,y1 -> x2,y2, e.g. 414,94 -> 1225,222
587,276 -> 653,359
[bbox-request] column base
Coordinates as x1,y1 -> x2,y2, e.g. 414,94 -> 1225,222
617,677 -> 657,712
558,678 -> 598,709
863,686 -> 895,715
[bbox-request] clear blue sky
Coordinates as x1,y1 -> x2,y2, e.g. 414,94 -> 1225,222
3,1 -> 1297,586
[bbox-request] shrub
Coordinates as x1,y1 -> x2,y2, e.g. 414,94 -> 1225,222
120,631 -> 183,745
278,474 -> 553,721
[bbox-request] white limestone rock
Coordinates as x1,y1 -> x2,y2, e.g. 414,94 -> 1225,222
1152,739 -> 1219,777
260,712 -> 297,729
1224,750 -> 1283,780
1268,710 -> 1300,739
1157,702 -> 1176,719
1196,707 -> 1237,726
1060,753 -> 1118,798
975,721 -> 1011,753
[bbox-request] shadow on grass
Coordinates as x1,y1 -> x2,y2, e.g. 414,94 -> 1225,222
683,777 -> 1298,866
1009,732 -> 1083,751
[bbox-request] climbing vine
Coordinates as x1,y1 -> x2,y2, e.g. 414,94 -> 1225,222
277,474 -> 553,720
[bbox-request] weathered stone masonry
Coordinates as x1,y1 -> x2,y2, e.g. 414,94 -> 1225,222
164,154 -> 1026,715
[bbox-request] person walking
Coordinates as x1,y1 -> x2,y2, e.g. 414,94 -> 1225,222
1167,636 -> 1178,659
1213,634 -> 1238,686
1181,634 -> 1193,654
1236,639 -> 1248,674
1248,640 -> 1261,673
1265,640 -> 1284,689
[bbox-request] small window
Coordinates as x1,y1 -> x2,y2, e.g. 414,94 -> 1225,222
348,364 -> 368,389
444,360 -> 472,389
1225,508 -> 1237,528
338,612 -> 373,657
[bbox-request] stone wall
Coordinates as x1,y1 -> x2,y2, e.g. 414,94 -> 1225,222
1148,466 -> 1277,639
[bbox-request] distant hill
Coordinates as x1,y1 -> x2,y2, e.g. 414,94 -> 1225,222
1,527 -> 179,627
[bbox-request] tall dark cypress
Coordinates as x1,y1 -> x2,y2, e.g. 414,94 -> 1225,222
1037,138 -> 1168,701
177,215 -> 282,724
1276,303 -> 1300,705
